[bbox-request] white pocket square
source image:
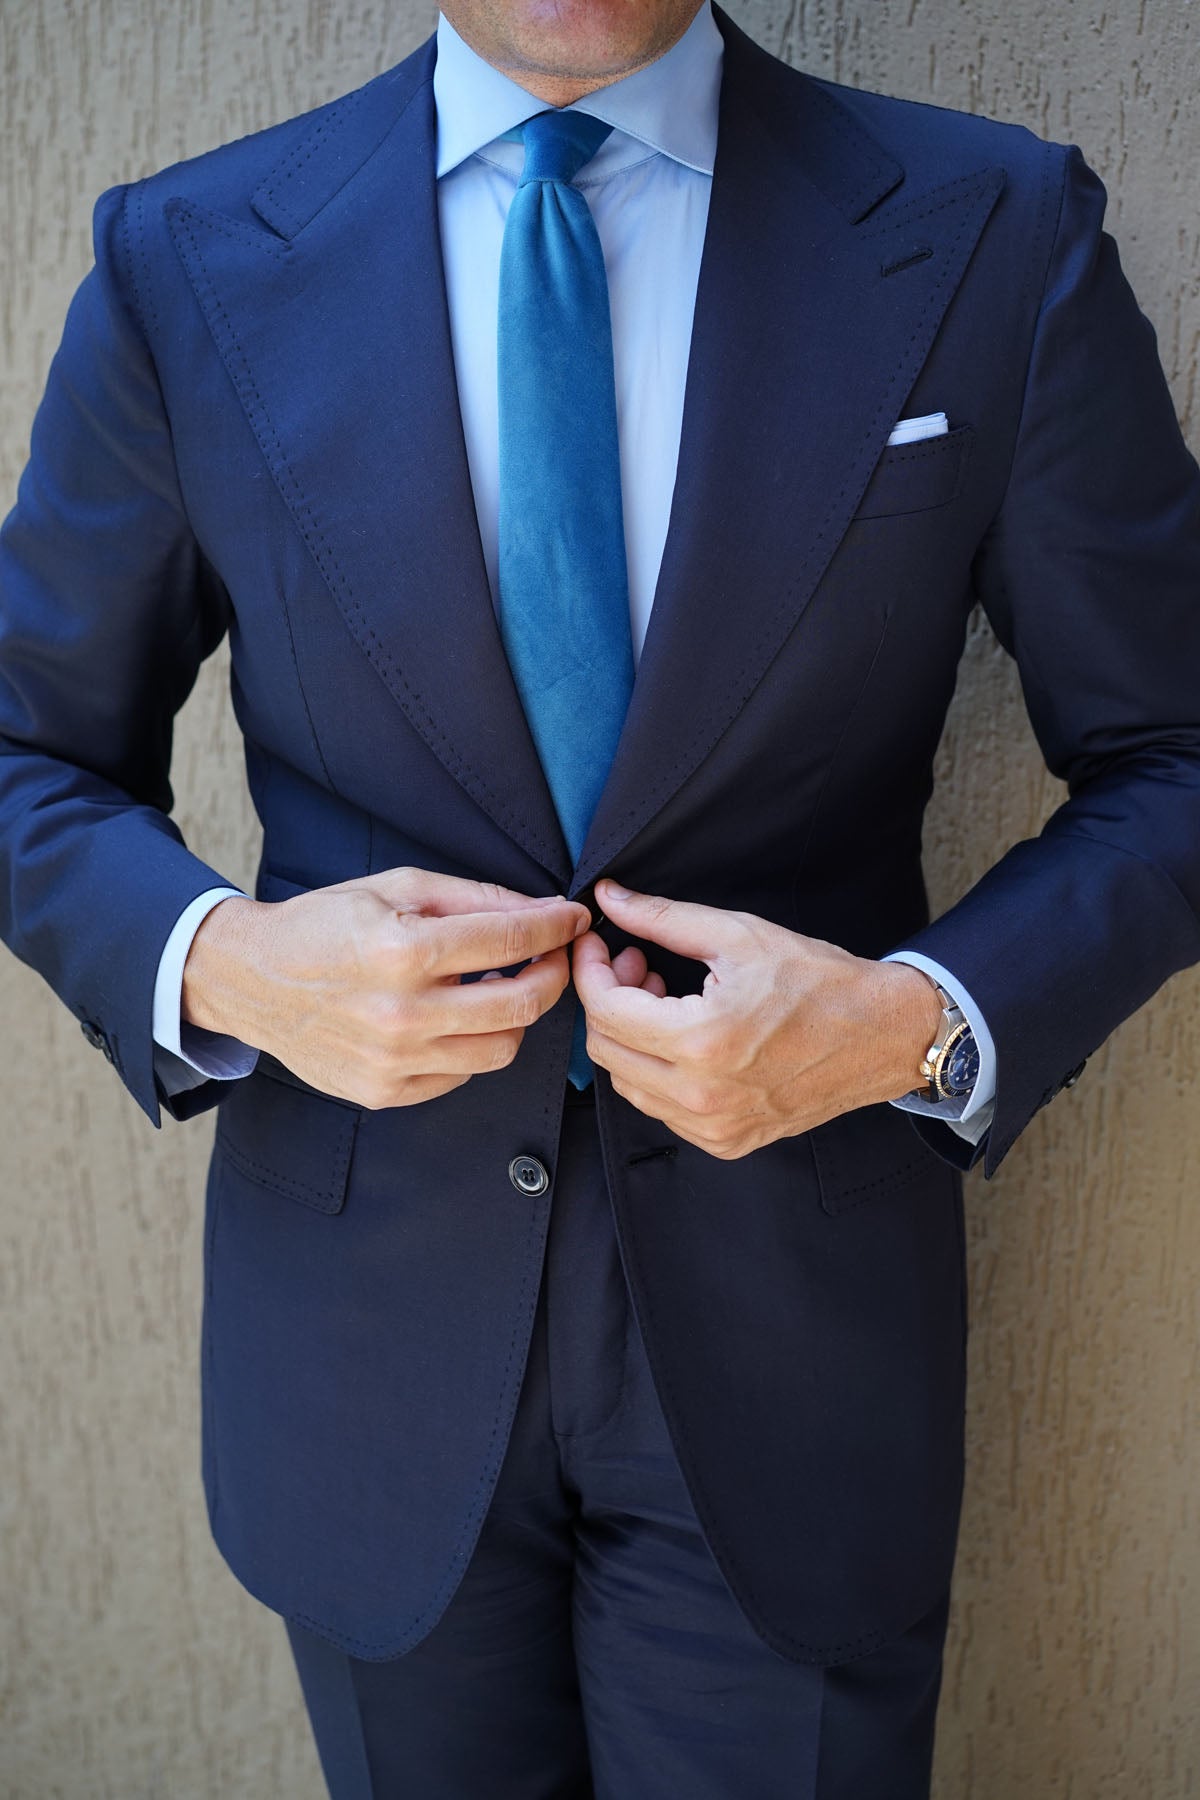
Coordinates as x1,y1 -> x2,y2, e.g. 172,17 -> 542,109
887,411 -> 949,446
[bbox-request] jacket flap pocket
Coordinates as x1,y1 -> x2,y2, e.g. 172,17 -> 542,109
810,1100 -> 940,1216
216,1054 -> 359,1214
856,423 -> 974,520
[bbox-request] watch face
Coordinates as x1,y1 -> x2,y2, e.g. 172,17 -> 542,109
942,1027 -> 980,1099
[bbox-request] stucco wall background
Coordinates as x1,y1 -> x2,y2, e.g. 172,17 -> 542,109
1,0 -> 1197,1793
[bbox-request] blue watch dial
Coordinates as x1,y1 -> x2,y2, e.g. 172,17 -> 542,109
944,1031 -> 980,1098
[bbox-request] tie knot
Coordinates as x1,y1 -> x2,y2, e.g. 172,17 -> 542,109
517,110 -> 614,187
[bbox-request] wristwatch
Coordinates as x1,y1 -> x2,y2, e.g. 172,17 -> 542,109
918,982 -> 980,1103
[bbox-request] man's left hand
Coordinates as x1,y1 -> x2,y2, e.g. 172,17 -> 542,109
573,880 -> 943,1159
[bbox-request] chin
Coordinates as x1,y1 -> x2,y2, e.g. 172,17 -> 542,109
477,0 -> 695,84
519,7 -> 652,73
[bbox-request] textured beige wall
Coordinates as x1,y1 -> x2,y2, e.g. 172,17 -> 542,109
1,0 -> 1198,1793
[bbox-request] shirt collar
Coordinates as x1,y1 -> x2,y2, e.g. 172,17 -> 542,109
433,4 -> 722,180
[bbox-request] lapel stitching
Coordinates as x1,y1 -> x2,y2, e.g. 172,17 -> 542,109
166,71 -> 573,880
859,168 -> 1007,240
798,78 -> 905,222
252,63 -> 417,241
164,14 -> 1004,892
572,167 -> 1005,889
255,93 -> 375,238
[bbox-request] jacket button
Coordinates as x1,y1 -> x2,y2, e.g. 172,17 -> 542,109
508,1156 -> 550,1197
80,1020 -> 116,1064
1062,1060 -> 1087,1090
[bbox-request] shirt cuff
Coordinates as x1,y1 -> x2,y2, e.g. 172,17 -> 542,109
152,887 -> 259,1090
882,950 -> 997,1147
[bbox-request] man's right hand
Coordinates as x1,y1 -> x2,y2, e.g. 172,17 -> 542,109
180,868 -> 592,1109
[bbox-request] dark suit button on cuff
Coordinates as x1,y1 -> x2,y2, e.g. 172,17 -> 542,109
508,1156 -> 550,1197
80,1020 -> 106,1051
1062,1061 -> 1087,1090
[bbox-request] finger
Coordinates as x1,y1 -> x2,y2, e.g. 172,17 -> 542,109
423,1027 -> 527,1076
375,1071 -> 473,1109
370,866 -> 582,921
440,949 -> 571,1031
400,901 -> 590,979
315,1063 -> 473,1110
611,945 -> 650,988
605,1071 -> 726,1154
570,929 -> 619,994
574,931 -> 667,1030
605,1073 -> 681,1133
594,881 -> 747,965
586,1026 -> 676,1099
602,943 -> 668,998
575,961 -> 700,1059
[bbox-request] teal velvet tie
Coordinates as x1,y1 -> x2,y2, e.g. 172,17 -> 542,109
497,112 -> 634,1086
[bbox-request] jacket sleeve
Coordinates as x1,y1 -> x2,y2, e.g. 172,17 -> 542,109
895,144 -> 1200,1176
0,180 -> 236,1125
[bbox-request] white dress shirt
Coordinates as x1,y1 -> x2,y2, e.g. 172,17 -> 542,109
152,3 -> 996,1142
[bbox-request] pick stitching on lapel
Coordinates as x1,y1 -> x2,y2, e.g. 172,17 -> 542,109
571,15 -> 1005,889
165,17 -> 1002,893
166,40 -> 573,885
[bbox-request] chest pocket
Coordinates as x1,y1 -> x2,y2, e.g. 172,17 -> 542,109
855,424 -> 975,520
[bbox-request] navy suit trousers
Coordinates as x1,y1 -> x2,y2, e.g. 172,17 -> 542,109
283,1098 -> 950,1799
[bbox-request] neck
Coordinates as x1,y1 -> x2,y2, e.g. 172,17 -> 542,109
484,57 -> 662,108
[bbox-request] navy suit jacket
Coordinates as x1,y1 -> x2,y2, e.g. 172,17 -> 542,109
2,10 -> 1199,1664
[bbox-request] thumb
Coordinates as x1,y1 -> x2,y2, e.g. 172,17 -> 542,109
594,880 -> 744,965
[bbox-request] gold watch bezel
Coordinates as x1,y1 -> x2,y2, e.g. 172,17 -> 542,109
920,1017 -> 974,1102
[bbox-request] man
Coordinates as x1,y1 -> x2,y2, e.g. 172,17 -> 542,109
1,0 -> 1198,1792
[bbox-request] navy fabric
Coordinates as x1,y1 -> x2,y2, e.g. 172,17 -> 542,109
284,1110 -> 947,1799
1,4 -> 1199,1674
497,111 -> 632,1087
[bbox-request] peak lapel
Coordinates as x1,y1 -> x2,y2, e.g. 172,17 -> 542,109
167,44 -> 572,883
574,18 -> 1004,890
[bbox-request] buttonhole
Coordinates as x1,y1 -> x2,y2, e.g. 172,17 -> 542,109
627,1146 -> 678,1168
881,246 -> 934,279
